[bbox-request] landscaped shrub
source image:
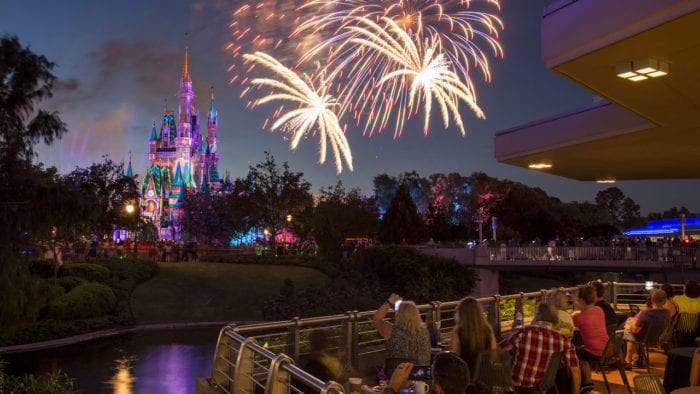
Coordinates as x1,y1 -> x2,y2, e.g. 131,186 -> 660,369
58,276 -> 86,292
28,258 -> 56,279
59,263 -> 109,283
48,283 -> 116,320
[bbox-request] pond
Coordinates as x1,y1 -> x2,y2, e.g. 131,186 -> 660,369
3,327 -> 221,393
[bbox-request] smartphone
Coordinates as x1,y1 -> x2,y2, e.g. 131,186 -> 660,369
409,365 -> 432,380
394,300 -> 402,310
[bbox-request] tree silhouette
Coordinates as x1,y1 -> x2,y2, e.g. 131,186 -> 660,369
378,183 -> 425,244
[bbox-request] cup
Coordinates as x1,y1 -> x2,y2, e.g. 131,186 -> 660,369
413,381 -> 429,394
348,377 -> 362,394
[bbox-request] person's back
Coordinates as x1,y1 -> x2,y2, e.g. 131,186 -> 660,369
386,325 -> 431,365
676,280 -> 700,314
500,303 -> 580,391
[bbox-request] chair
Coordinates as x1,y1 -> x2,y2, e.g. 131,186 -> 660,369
660,312 -> 680,351
472,349 -> 514,393
536,351 -> 562,394
596,331 -> 632,394
632,373 -> 667,394
629,304 -> 640,317
673,312 -> 700,347
628,318 -> 670,373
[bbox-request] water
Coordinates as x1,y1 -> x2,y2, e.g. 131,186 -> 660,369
3,327 -> 220,394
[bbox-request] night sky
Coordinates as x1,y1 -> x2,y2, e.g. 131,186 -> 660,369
2,0 -> 697,214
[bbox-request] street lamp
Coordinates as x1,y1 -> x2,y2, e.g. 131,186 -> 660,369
125,203 -> 139,257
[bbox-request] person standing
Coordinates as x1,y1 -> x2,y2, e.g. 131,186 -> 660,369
449,296 -> 497,374
572,285 -> 608,393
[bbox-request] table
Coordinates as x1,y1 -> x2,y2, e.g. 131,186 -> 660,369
664,347 -> 698,392
671,387 -> 700,394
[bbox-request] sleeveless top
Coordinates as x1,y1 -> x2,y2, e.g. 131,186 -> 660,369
386,326 -> 431,365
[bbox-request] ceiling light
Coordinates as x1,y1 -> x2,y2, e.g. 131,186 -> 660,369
528,163 -> 552,169
615,58 -> 669,82
596,178 -> 616,184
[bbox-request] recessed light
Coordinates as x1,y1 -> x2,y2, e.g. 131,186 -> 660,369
528,163 -> 552,169
596,178 -> 616,184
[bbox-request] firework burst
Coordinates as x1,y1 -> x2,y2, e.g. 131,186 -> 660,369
242,52 -> 353,174
296,0 -> 504,82
329,16 -> 485,137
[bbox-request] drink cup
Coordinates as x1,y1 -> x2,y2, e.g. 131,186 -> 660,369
413,381 -> 429,394
348,377 -> 362,394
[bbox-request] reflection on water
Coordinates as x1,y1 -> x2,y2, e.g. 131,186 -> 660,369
3,327 -> 219,394
109,356 -> 137,394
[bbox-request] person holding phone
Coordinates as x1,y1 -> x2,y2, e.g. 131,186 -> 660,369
373,293 -> 431,377
383,354 -> 477,394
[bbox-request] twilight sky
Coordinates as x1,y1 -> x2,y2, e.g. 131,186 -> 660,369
2,0 -> 697,215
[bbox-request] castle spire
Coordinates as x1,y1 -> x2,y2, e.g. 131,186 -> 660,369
126,151 -> 133,178
182,33 -> 191,84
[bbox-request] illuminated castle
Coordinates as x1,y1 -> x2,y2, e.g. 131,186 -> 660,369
140,43 -> 225,240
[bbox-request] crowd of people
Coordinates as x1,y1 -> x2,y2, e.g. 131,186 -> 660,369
353,280 -> 700,394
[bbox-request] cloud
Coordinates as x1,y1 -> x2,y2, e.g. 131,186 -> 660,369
53,77 -> 80,92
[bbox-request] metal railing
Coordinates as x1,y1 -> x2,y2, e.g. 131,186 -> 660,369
487,246 -> 698,263
202,282 -> 680,393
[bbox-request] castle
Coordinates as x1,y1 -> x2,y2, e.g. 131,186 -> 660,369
139,44 -> 226,240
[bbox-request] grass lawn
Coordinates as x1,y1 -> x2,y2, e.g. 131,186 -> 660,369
131,262 -> 330,324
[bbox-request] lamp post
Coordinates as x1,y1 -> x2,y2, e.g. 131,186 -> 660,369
476,208 -> 484,245
125,203 -> 139,257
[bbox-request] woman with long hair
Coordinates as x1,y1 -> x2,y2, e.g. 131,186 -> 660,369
450,296 -> 497,373
372,293 -> 431,376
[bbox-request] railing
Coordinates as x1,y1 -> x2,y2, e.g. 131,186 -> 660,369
486,245 -> 698,263
201,282 -> 680,393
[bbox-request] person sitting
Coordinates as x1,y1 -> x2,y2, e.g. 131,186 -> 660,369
572,285 -> 608,393
301,329 -> 344,382
500,303 -> 581,393
661,283 -> 679,318
372,293 -> 431,376
589,281 -> 617,329
383,352 -> 471,394
623,289 -> 671,368
545,288 -> 575,337
449,296 -> 497,374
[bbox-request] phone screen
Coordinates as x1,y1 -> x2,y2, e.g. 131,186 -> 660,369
409,365 -> 432,380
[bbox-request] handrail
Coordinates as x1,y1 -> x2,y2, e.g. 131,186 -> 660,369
201,282 -> 680,393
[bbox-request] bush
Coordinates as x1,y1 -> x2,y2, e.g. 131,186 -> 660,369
58,276 -> 86,292
59,263 -> 109,283
28,258 -> 56,279
48,283 -> 116,320
354,245 -> 477,303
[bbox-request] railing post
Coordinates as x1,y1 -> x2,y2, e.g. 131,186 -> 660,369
344,310 -> 359,371
515,292 -> 525,326
287,317 -> 301,361
490,295 -> 502,339
431,301 -> 442,341
612,282 -> 619,311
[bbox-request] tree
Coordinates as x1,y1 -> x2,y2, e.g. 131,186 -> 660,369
378,183 -> 425,244
595,187 -> 641,230
0,35 -> 68,250
308,181 -> 379,259
235,152 -> 313,247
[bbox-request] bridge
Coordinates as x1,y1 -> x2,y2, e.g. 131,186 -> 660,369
419,245 -> 699,297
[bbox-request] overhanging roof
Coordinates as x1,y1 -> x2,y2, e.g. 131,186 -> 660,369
494,0 -> 700,181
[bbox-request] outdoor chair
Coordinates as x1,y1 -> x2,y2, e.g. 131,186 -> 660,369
628,318 -> 670,373
632,373 -> 667,394
629,304 -> 640,317
673,312 -> 700,348
472,349 -> 514,393
536,351 -> 562,394
660,312 -> 680,351
596,331 -> 632,394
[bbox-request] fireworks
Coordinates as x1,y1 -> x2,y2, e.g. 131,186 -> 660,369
341,17 -> 485,137
230,0 -> 503,172
242,52 -> 353,174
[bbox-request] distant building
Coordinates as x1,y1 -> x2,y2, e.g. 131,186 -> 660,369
139,43 -> 227,240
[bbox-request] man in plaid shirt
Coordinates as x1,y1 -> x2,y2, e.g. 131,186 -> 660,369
500,303 -> 581,393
